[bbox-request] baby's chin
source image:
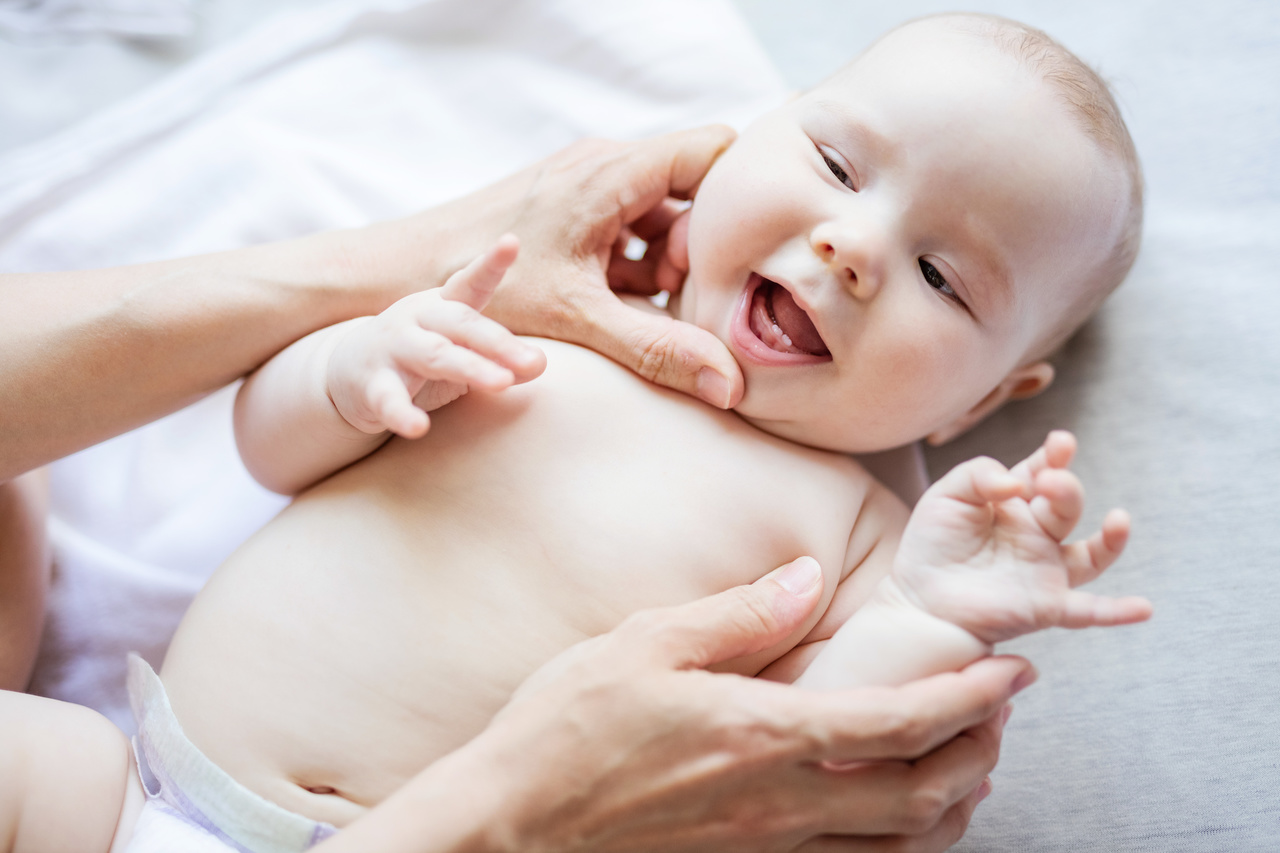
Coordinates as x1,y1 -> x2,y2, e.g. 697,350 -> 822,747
730,401 -> 902,457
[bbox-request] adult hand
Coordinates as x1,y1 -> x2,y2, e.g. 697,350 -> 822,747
0,127 -> 741,480
363,125 -> 746,409
319,557 -> 1035,853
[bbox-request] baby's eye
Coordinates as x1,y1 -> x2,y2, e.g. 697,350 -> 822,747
919,259 -> 961,302
819,146 -> 856,191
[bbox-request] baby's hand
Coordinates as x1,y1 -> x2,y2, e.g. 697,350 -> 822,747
326,235 -> 546,438
890,431 -> 1152,645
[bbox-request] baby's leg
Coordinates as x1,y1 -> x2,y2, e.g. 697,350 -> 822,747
0,690 -> 142,853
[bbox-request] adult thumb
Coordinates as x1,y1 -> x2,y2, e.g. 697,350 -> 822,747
576,291 -> 745,409
639,557 -> 825,671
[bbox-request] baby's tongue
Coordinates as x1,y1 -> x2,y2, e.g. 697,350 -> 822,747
767,282 -> 829,357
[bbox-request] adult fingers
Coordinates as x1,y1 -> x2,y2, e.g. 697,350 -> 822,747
613,557 -> 825,670
810,656 -> 1035,763
610,209 -> 690,296
627,197 -> 690,242
852,778 -> 991,853
607,251 -> 663,296
797,782 -> 988,853
798,706 -> 1003,837
610,125 -> 737,224
567,288 -> 744,408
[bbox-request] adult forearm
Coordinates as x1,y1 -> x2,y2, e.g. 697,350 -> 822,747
311,741 -> 510,853
0,471 -> 49,690
0,210 -> 491,482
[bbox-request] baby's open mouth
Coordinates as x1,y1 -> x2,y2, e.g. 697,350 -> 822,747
748,275 -> 830,357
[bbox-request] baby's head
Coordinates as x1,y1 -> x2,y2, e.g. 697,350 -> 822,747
677,13 -> 1142,452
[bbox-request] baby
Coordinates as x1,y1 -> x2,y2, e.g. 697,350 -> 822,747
8,12 -> 1151,852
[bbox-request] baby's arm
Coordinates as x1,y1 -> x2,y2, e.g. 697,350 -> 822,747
236,236 -> 545,494
791,432 -> 1152,690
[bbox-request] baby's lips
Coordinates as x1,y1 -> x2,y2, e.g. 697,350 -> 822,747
731,275 -> 832,367
762,279 -> 828,356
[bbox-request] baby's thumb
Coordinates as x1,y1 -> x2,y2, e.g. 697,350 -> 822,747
577,292 -> 744,409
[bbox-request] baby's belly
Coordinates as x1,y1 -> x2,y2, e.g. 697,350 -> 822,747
158,340 -> 870,826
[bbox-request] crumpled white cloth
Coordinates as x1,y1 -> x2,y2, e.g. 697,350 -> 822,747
0,0 -> 194,38
2,0 -> 787,733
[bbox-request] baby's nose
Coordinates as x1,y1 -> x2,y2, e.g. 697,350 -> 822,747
810,222 -> 882,301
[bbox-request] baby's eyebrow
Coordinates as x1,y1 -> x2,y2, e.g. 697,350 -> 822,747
809,100 -> 897,166
954,218 -> 1013,318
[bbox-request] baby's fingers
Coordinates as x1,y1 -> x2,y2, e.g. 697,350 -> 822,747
1057,589 -> 1153,629
395,328 -> 518,393
368,368 -> 430,438
1009,430 -> 1076,491
1028,467 -> 1083,542
438,233 -> 520,310
408,300 -> 545,383
931,456 -> 1029,508
1063,508 -> 1130,586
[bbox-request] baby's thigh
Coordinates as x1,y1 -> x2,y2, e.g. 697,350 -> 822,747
0,690 -> 138,853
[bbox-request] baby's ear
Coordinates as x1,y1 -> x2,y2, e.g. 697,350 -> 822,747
925,361 -> 1055,446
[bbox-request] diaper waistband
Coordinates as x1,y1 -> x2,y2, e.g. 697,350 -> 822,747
126,654 -> 336,853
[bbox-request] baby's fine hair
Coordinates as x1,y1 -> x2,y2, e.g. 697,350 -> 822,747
931,13 -> 1145,356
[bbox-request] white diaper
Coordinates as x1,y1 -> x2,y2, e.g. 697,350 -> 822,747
124,654 -> 337,853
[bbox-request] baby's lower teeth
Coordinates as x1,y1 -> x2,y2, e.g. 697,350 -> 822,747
771,324 -> 793,348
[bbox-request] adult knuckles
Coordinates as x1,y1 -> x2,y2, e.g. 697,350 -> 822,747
899,783 -> 950,835
913,797 -> 975,853
871,702 -> 938,758
634,327 -> 692,387
717,800 -> 814,849
720,583 -> 787,642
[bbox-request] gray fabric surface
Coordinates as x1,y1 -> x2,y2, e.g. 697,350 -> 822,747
735,1 -> 1280,849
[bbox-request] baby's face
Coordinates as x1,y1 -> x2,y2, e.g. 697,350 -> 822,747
679,21 -> 1126,453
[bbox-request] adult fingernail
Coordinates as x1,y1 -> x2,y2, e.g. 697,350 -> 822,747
771,557 -> 821,596
977,777 -> 993,802
1011,666 -> 1038,696
696,368 -> 731,409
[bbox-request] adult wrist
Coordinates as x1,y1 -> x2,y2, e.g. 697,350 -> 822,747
312,733 -> 519,853
333,165 -> 543,314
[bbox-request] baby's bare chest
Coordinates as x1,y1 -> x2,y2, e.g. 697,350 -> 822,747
323,345 -> 872,626
165,345 -> 881,811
